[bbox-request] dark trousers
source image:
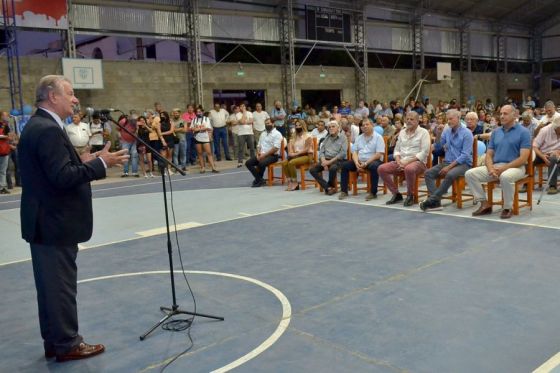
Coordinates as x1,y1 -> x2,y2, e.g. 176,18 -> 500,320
213,127 -> 230,160
309,160 -> 342,191
340,159 -> 382,194
237,134 -> 255,163
535,155 -> 560,187
30,243 -> 83,355
186,132 -> 197,164
245,154 -> 279,182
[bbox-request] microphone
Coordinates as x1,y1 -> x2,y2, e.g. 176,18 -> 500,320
85,107 -> 122,115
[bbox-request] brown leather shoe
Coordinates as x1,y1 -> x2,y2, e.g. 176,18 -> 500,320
326,187 -> 337,196
500,209 -> 513,219
472,203 -> 492,216
56,342 -> 105,362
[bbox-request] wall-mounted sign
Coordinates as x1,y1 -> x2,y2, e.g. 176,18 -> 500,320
62,58 -> 104,89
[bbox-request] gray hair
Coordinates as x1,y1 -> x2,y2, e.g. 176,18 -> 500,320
521,111 -> 533,120
447,109 -> 461,120
544,100 -> 555,108
328,120 -> 339,128
465,111 -> 478,120
406,111 -> 419,120
35,75 -> 71,105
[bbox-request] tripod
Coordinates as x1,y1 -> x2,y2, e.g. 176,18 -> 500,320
96,109 -> 223,340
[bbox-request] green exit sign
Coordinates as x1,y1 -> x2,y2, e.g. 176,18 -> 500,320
319,72 -> 326,78
237,71 -> 245,77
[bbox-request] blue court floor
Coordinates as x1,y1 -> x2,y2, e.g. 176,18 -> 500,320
1,168 -> 560,372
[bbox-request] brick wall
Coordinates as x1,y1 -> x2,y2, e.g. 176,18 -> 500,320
0,57 -> 538,113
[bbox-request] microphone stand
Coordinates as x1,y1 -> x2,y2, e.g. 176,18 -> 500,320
107,111 -> 224,341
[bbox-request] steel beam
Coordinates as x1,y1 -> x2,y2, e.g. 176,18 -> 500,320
530,30 -> 543,99
411,11 -> 424,93
278,0 -> 295,110
459,23 -> 471,105
353,1 -> 368,104
184,0 -> 203,106
496,30 -> 507,104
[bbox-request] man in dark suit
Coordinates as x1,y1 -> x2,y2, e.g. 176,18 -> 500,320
18,75 -> 129,362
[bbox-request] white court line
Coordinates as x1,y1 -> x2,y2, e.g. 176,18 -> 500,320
92,171 -> 247,194
0,171 -> 248,206
533,351 -> 560,373
335,199 -> 560,231
136,222 -> 203,237
77,270 -> 292,373
238,212 -> 252,216
0,200 -> 327,267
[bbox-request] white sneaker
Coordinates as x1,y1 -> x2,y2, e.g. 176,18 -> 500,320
149,172 -> 154,178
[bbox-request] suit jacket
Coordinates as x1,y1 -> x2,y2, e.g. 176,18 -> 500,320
18,109 -> 106,245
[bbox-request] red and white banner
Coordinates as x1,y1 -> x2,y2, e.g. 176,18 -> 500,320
1,0 -> 68,29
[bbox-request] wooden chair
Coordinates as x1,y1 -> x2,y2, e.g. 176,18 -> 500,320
393,142 -> 432,203
267,139 -> 286,186
297,137 -> 318,190
534,162 -> 546,189
348,135 -> 390,196
440,137 -> 478,208
486,152 -> 534,215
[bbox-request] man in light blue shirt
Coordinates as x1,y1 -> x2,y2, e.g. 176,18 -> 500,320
420,110 -> 473,211
339,119 -> 385,200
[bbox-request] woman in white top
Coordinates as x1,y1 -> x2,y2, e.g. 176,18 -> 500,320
192,107 -> 218,173
282,119 -> 313,191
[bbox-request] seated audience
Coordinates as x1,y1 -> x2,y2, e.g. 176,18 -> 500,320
465,105 -> 531,219
420,110 -> 473,211
309,121 -> 347,195
310,120 -> 328,141
339,119 -> 385,201
245,118 -> 282,187
378,111 -> 431,206
282,120 -> 313,191
533,116 -> 560,195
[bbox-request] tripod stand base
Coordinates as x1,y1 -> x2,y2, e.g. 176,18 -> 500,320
139,305 -> 224,341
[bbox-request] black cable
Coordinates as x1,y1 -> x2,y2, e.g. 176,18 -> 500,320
159,169 -> 198,372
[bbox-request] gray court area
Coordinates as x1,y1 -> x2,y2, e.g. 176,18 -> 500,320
1,169 -> 560,372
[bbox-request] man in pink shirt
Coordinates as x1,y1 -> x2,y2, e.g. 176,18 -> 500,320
378,111 -> 431,206
533,116 -> 560,194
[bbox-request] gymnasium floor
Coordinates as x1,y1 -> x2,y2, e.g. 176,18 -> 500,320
1,168 -> 560,372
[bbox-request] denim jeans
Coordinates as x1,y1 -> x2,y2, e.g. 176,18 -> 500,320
186,132 -> 197,164
213,127 -> 229,159
173,137 -> 187,167
120,140 -> 138,174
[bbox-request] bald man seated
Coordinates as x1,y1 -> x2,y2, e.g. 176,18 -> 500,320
464,105 -> 531,219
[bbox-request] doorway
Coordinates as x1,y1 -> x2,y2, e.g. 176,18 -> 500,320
301,89 -> 341,111
212,90 -> 266,111
506,89 -> 523,106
